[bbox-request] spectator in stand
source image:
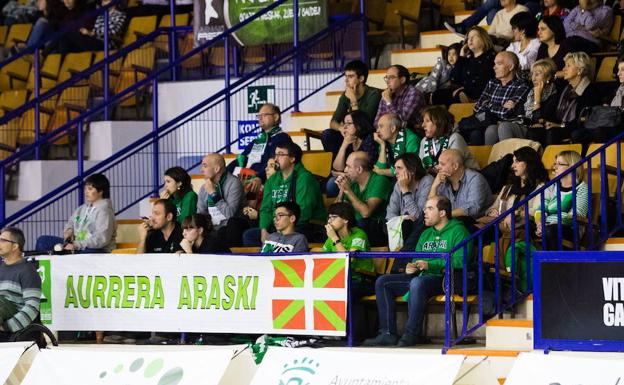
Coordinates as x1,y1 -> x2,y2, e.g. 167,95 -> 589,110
35,173 -> 116,253
429,149 -> 493,220
160,166 -> 197,225
373,65 -> 425,130
415,43 -> 462,99
444,0 -> 540,36
327,110 -> 378,197
322,60 -> 381,158
0,227 -> 41,341
179,213 -> 228,254
337,151 -> 393,246
44,0 -> 94,55
499,59 -> 560,141
563,0 -> 614,54
226,103 -> 292,193
431,27 -> 496,106
243,142 -> 326,246
373,113 -> 421,177
323,202 -> 374,297
459,51 -> 530,145
534,52 -> 601,145
611,56 -> 624,107
2,0 -> 38,26
21,0 -> 67,51
487,0 -> 530,42
261,202 -> 309,253
535,16 -> 570,75
385,153 -> 434,246
56,0 -> 127,53
197,153 -> 245,244
418,105 -> 479,173
363,195 -> 472,347
538,0 -> 569,19
534,150 -> 588,250
137,199 -> 183,253
506,12 -> 540,71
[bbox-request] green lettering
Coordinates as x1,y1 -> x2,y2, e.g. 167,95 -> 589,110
235,276 -> 251,310
250,276 -> 259,310
92,276 -> 107,308
108,276 -> 122,308
151,276 -> 164,309
77,276 -> 92,308
193,276 -> 207,309
122,276 -> 135,308
65,276 -> 77,308
178,276 -> 191,309
207,276 -> 220,309
136,276 -> 151,308
222,275 -> 236,310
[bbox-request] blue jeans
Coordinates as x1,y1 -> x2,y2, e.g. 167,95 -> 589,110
27,18 -> 53,48
375,273 -> 443,336
460,0 -> 500,28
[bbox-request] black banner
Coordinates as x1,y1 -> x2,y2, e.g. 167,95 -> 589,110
541,261 -> 624,341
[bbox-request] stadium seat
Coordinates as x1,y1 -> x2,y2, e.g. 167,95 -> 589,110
587,142 -> 624,197
467,145 -> 492,169
46,85 -> 90,150
25,53 -> 62,90
0,90 -> 27,116
301,151 -> 332,178
541,144 -> 582,170
114,46 -> 156,110
4,23 -> 32,49
0,25 -> 8,46
0,119 -> 19,160
17,89 -> 55,146
154,13 -> 191,56
0,56 -> 31,91
595,56 -> 617,82
50,52 -> 93,84
89,50 -> 122,95
448,103 -> 475,123
487,138 -> 542,164
123,15 -> 158,47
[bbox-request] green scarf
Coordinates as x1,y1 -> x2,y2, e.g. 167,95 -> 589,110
421,136 -> 449,170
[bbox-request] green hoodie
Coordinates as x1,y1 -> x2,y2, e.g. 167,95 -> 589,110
259,163 -> 327,230
414,218 -> 472,277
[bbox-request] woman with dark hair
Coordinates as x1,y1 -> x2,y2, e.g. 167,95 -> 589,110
323,202 -> 374,297
326,110 -> 377,197
506,12 -> 540,71
161,166 -> 197,224
179,213 -> 228,253
35,173 -> 117,253
432,26 -> 496,106
418,105 -> 479,171
536,16 -> 570,73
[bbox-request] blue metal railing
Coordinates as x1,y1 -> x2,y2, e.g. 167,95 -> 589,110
0,3 -> 366,245
442,134 -> 624,351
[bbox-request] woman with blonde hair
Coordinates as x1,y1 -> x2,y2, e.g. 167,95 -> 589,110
534,150 -> 588,250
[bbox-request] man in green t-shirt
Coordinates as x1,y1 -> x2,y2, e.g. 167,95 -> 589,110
336,151 -> 392,247
363,195 -> 472,347
322,202 -> 374,298
322,60 -> 381,158
373,113 -> 422,177
242,142 -> 327,246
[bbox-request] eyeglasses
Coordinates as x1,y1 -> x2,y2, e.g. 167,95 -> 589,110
0,237 -> 16,244
256,113 -> 275,119
274,213 -> 292,219
328,214 -> 341,221
274,152 -> 290,157
383,75 -> 398,82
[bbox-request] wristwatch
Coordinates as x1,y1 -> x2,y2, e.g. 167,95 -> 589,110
332,239 -> 340,246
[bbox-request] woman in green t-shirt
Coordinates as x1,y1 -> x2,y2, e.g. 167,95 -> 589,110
323,202 -> 375,298
161,167 -> 198,224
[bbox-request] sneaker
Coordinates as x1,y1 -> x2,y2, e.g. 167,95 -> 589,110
397,333 -> 428,347
444,22 -> 466,38
362,333 -> 398,347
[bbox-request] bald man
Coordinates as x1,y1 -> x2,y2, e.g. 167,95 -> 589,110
428,149 -> 493,218
336,151 -> 393,246
373,113 -> 421,177
459,51 -> 529,145
197,153 -> 245,229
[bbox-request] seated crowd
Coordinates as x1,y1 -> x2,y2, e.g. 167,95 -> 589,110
5,3 -> 622,344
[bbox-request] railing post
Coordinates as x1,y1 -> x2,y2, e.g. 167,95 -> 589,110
359,0 -> 367,63
0,166 -> 5,223
292,0 -> 300,112
168,1 -> 178,81
104,6 -> 110,120
152,78 -> 160,197
224,36 -> 231,153
444,252 -> 452,350
34,47 -> 41,160
77,120 -> 84,206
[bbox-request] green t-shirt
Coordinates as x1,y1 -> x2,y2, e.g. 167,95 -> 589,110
331,85 -> 382,125
170,190 -> 198,224
343,172 -> 393,221
322,227 -> 374,279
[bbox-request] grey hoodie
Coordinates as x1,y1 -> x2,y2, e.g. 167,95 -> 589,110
63,198 -> 117,252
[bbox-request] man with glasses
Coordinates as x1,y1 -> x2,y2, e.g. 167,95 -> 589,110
261,202 -> 308,253
0,227 -> 41,341
374,65 -> 425,131
243,142 -> 327,246
322,60 -> 381,157
227,103 -> 292,193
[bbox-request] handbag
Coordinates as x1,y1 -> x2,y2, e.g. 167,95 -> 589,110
580,106 -> 624,130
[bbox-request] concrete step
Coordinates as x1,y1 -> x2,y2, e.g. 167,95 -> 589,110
391,47 -> 443,69
420,30 -> 464,49
290,111 -> 332,132
449,349 -> 527,385
326,90 -> 342,111
514,294 -> 533,320
603,237 -> 624,250
368,67 -> 433,89
485,319 -> 533,350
